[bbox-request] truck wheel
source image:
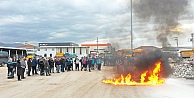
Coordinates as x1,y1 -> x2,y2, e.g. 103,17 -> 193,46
1,62 -> 5,67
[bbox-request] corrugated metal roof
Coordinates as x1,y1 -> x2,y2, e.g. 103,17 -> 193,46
39,42 -> 79,47
0,46 -> 26,50
134,46 -> 159,50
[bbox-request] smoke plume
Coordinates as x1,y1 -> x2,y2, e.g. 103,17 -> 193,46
117,49 -> 172,78
133,0 -> 189,47
119,49 -> 172,79
134,49 -> 172,78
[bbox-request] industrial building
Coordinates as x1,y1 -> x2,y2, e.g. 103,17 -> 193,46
0,46 -> 27,58
81,43 -> 113,56
17,44 -> 37,55
36,42 -> 89,57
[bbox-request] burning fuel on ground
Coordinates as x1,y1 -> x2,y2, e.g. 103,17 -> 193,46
102,49 -> 172,86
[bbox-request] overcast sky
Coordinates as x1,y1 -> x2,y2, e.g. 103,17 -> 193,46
0,0 -> 194,49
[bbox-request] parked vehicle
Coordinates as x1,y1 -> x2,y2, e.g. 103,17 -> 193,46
0,51 -> 8,67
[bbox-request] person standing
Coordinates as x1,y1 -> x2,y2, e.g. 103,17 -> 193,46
81,57 -> 87,71
45,58 -> 51,76
7,59 -> 14,76
27,58 -> 32,76
37,56 -> 41,73
20,57 -> 26,79
66,57 -> 71,72
32,57 -> 38,75
39,57 -> 45,76
70,58 -> 73,71
60,57 -> 66,72
16,59 -> 22,81
55,58 -> 60,73
49,57 -> 55,73
74,57 -> 80,71
97,57 -> 102,71
80,57 -> 83,71
88,57 -> 92,72
91,57 -> 95,70
12,57 -> 17,74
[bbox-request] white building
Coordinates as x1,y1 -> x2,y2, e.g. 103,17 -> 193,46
36,42 -> 89,57
17,44 -> 37,55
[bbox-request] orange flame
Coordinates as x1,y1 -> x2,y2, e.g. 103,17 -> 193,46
102,62 -> 165,86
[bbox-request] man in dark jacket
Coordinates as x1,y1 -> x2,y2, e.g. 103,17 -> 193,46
55,58 -> 60,73
48,57 -> 55,73
32,57 -> 38,75
80,57 -> 83,71
39,57 -> 45,76
27,58 -> 32,76
37,56 -> 42,72
45,58 -> 51,76
16,59 -> 22,81
88,57 -> 92,72
66,57 -> 71,71
60,57 -> 66,72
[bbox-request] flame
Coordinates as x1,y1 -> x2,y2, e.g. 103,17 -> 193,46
102,62 -> 165,86
169,26 -> 184,33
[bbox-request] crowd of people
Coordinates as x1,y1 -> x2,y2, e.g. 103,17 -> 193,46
6,56 -> 103,81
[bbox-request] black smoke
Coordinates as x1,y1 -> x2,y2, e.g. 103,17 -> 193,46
134,49 -> 172,78
133,0 -> 189,47
119,49 -> 172,79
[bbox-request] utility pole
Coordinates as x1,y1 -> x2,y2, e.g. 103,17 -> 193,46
174,37 -> 178,47
130,0 -> 133,50
97,37 -> 99,55
191,33 -> 194,47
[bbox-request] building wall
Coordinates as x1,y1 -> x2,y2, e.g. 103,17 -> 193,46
36,47 -> 56,57
88,46 -> 112,54
76,47 -> 80,55
81,43 -> 113,54
36,47 -> 89,57
26,48 -> 37,55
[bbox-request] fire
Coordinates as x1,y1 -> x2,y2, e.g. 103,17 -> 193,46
102,62 -> 165,86
169,26 -> 185,33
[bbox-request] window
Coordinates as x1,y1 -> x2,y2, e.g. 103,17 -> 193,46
45,48 -> 47,51
27,50 -> 33,52
38,48 -> 40,51
50,54 -> 52,57
73,47 -> 75,53
52,48 -> 54,51
44,54 -> 47,57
